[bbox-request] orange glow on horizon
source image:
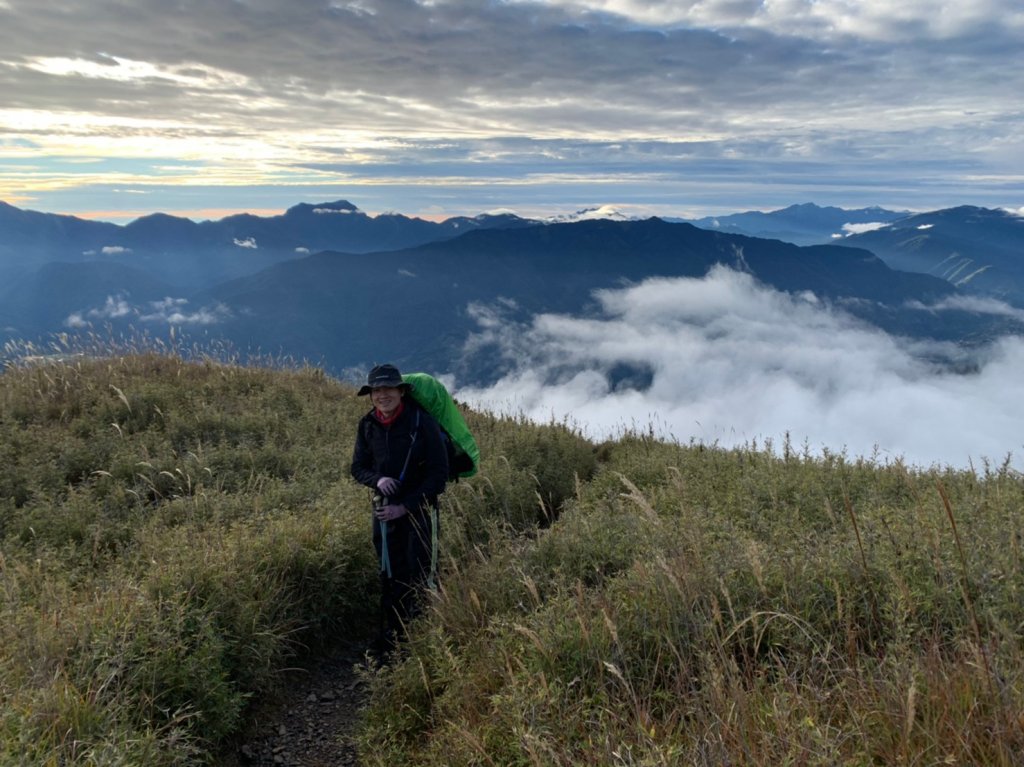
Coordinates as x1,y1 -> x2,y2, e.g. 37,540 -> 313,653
71,206 -> 289,223
63,205 -> 474,224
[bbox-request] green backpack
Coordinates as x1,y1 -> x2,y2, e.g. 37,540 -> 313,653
402,372 -> 480,480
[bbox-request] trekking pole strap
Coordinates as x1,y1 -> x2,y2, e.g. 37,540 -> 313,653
398,409 -> 420,483
380,519 -> 392,578
427,507 -> 439,592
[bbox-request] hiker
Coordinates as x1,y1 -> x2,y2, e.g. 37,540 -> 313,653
350,363 -> 448,654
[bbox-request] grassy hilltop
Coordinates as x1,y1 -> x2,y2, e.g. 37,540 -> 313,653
1,354 -> 1022,765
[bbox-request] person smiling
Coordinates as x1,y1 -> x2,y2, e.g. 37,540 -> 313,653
350,363 -> 449,655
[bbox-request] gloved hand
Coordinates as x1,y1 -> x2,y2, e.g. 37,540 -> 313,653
376,476 -> 400,496
374,503 -> 408,522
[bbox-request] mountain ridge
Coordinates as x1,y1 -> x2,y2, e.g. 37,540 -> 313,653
678,202 -> 911,246
842,206 -> 1024,303
4,200 -> 1023,381
0,198 -> 539,290
189,217 -> 968,380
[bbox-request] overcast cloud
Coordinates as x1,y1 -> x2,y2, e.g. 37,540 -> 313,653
0,0 -> 1021,220
455,267 -> 1024,470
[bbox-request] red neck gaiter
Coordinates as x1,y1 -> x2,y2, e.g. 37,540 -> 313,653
374,400 -> 405,426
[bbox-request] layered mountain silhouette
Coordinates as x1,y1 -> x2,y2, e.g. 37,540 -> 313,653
841,206 -> 1024,304
681,203 -> 909,246
2,200 -> 1022,381
191,218 -> 989,380
0,199 -> 535,290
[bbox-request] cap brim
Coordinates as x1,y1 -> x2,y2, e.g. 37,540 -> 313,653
357,382 -> 410,396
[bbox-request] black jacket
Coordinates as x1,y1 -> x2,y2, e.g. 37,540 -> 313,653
350,402 -> 448,513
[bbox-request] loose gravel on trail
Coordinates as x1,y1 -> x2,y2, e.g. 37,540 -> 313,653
224,643 -> 370,767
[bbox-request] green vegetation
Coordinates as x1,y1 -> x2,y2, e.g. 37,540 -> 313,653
2,353 -> 1022,765
359,443 -> 1024,764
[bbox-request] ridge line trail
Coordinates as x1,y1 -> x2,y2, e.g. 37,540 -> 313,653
224,641 -> 371,767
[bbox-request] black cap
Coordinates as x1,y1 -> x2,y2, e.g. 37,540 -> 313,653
357,363 -> 411,396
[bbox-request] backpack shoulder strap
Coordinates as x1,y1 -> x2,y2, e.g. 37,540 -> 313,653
398,409 -> 420,481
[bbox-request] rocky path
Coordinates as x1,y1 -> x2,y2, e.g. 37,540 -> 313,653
223,643 -> 371,767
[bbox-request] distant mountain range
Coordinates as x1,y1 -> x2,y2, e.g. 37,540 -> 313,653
676,203 -> 910,246
2,199 -> 1022,381
682,203 -> 1024,305
0,199 -> 535,290
841,206 -> 1024,305
192,217 -> 967,380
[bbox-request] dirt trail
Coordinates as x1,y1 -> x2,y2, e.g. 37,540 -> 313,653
224,643 -> 370,767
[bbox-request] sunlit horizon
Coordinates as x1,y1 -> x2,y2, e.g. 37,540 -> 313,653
1,0 -> 1020,223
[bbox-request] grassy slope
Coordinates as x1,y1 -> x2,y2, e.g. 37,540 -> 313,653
1,355 -> 1022,765
359,441 -> 1024,764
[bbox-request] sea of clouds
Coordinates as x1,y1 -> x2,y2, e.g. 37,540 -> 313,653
455,266 -> 1024,471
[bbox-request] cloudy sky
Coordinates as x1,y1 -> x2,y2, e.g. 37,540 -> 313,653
1,0 -> 1022,223
457,267 -> 1024,470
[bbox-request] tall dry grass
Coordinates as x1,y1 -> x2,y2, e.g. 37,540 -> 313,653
359,435 -> 1024,766
4,346 -> 1022,765
0,348 -> 600,764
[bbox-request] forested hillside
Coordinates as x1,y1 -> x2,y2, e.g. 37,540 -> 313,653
1,354 -> 1022,765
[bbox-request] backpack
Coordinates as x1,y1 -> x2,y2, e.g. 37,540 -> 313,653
402,372 -> 480,480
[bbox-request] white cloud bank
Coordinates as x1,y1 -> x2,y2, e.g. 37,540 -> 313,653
65,295 -> 133,326
139,297 -> 231,325
456,267 -> 1024,471
65,295 -> 231,328
841,222 -> 889,236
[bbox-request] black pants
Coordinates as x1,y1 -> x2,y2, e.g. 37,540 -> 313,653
372,509 -> 437,646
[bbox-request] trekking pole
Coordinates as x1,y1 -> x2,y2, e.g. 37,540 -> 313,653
377,411 -> 420,580
374,493 -> 392,578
